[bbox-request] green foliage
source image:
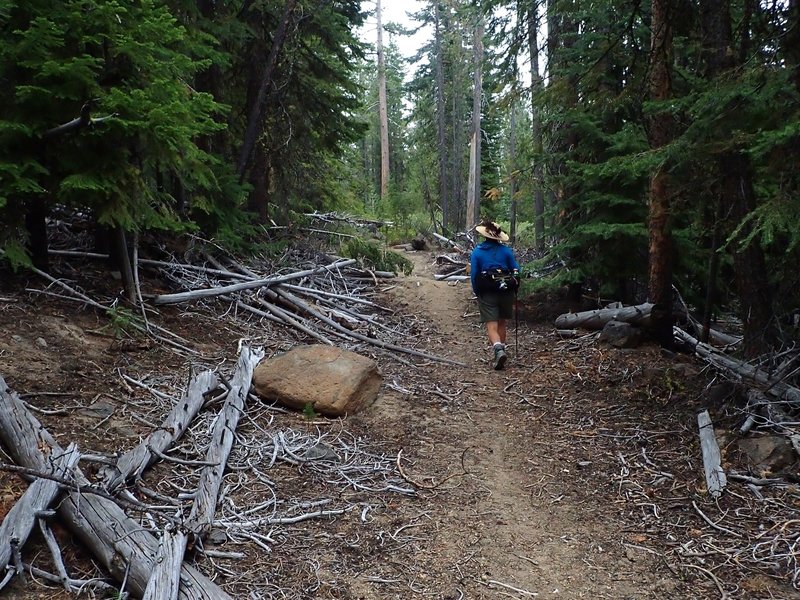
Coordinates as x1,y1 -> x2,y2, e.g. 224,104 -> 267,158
102,305 -> 143,339
302,402 -> 318,420
340,237 -> 413,275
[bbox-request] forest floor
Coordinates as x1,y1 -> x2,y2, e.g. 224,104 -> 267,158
0,246 -> 798,599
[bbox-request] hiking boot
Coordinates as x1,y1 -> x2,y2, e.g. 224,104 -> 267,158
493,346 -> 507,370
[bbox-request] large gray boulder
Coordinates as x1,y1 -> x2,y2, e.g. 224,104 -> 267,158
599,319 -> 643,348
252,345 -> 382,417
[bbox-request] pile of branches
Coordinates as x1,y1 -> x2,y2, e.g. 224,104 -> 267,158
0,345 -> 416,597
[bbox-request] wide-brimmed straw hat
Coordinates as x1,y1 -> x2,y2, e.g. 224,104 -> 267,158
475,221 -> 509,242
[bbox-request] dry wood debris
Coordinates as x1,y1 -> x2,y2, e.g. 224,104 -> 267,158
547,316 -> 800,597
0,239 -> 444,598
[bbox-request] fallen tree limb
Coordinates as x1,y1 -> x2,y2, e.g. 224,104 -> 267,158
188,346 -> 264,536
432,232 -> 466,253
675,327 -> 800,405
102,370 -> 219,492
153,258 -> 357,305
274,287 -> 466,367
145,347 -> 263,598
697,410 -> 727,498
0,375 -> 232,600
0,443 -> 79,586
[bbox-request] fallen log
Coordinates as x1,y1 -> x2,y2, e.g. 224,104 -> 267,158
675,328 -> 800,405
153,258 -> 357,305
188,346 -> 264,536
0,375 -> 232,600
0,443 -> 79,588
697,409 -> 727,498
143,525 -> 188,600
103,370 -> 219,492
554,303 -> 655,330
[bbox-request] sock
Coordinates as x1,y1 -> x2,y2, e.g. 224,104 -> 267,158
493,342 -> 504,350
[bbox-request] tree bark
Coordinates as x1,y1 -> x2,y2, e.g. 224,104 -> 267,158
236,0 -> 297,181
0,376 -> 231,600
528,2 -> 546,250
377,0 -> 390,201
465,18 -> 484,229
646,0 -> 675,349
434,3 -> 449,230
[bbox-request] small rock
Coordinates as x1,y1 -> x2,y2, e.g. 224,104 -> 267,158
301,442 -> 338,461
35,337 -> 47,348
11,335 -> 23,343
78,400 -> 115,419
207,528 -> 227,545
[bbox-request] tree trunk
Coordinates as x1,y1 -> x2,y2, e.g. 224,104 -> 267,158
726,154 -> 776,357
700,0 -> 776,357
465,18 -> 484,230
376,0 -> 390,202
528,2 -> 546,251
247,143 -> 270,222
646,0 -> 675,348
236,0 -> 297,181
509,102 -> 518,243
434,3 -> 449,230
25,197 -> 49,271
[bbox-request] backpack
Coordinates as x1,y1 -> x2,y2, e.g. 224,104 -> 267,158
475,269 -> 519,294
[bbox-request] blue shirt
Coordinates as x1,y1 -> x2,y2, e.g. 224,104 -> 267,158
470,240 -> 520,295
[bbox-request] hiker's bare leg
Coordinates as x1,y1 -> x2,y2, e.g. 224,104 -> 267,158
486,321 -> 502,345
498,320 -> 507,345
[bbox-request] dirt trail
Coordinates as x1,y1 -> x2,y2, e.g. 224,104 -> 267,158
1,248 -> 748,599
353,249 -> 674,599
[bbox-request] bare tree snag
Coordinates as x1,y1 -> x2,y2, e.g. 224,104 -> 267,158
188,346 -> 265,537
434,3 -> 449,228
0,442 -> 79,584
466,18 -> 484,229
528,5 -> 546,251
376,0 -> 390,201
697,409 -> 727,497
103,370 -> 219,492
0,376 -> 232,600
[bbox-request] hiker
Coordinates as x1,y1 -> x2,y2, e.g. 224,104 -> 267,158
470,220 -> 520,370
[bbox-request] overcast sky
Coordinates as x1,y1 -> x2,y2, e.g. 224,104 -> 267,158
360,1 -> 431,67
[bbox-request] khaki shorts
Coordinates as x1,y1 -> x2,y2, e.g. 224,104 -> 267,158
477,292 -> 514,322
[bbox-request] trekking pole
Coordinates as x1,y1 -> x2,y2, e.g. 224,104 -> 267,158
514,291 -> 519,358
